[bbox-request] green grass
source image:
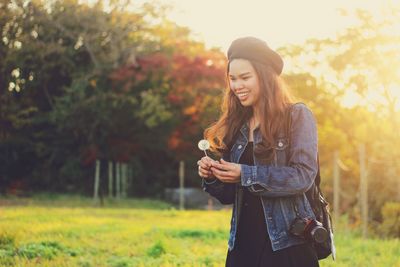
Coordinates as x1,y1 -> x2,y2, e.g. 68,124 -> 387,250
0,196 -> 399,266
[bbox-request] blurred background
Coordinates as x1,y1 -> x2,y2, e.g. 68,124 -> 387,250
0,0 -> 400,265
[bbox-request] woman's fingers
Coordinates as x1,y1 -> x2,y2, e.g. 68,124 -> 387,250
199,156 -> 215,168
198,161 -> 209,170
211,167 -> 234,179
198,157 -> 239,181
197,162 -> 210,173
198,165 -> 212,178
212,160 -> 235,172
210,159 -> 241,183
197,157 -> 216,178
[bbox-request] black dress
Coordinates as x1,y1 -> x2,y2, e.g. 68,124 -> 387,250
225,142 -> 319,267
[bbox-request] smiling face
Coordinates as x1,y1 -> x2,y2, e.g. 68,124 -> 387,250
228,59 -> 261,108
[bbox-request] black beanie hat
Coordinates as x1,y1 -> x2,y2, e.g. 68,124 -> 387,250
227,37 -> 284,75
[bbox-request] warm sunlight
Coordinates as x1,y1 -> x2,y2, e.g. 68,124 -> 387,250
157,0 -> 400,111
2,1 -> 400,266
160,0 -> 396,50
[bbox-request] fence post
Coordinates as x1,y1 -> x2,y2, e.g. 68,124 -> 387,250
121,163 -> 127,198
108,161 -> 113,198
116,162 -> 121,199
179,161 -> 185,210
94,159 -> 100,203
207,197 -> 214,211
127,164 -> 132,198
333,150 -> 340,227
359,144 -> 368,238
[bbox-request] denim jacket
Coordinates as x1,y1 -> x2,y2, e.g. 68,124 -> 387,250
202,103 -> 318,252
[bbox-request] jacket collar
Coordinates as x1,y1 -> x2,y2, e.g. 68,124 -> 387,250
239,122 -> 262,144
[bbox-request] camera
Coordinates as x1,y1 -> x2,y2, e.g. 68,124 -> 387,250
289,217 -> 328,243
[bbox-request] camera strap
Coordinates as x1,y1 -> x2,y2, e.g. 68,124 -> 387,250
285,103 -> 305,219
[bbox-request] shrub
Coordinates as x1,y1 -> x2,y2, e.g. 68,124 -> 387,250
0,231 -> 16,249
107,256 -> 134,267
146,240 -> 166,258
380,202 -> 400,238
17,241 -> 61,259
169,229 -> 226,240
16,240 -> 78,260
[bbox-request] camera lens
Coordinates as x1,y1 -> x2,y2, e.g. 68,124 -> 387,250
310,226 -> 328,243
290,218 -> 329,243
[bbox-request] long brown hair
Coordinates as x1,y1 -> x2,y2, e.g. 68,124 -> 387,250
204,60 -> 294,159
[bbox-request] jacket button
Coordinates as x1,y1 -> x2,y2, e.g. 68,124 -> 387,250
278,141 -> 283,147
238,145 -> 242,150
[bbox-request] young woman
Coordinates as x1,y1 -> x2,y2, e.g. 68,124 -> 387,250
197,37 -> 320,267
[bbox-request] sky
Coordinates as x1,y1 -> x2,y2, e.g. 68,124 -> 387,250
155,0 -> 400,110
155,0 -> 398,53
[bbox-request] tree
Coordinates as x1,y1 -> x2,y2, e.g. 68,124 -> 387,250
280,7 -> 400,223
0,0 -> 227,195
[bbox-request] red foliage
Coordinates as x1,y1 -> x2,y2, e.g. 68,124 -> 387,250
6,180 -> 26,196
109,52 -> 170,92
137,52 -> 169,72
109,66 -> 136,82
167,93 -> 183,104
80,144 -> 99,166
108,48 -> 227,158
170,54 -> 226,87
107,138 -> 140,162
168,130 -> 181,150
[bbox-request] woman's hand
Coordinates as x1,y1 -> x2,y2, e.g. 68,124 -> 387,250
210,159 -> 241,183
197,156 -> 216,179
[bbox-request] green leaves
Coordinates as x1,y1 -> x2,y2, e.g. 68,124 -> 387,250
137,90 -> 172,128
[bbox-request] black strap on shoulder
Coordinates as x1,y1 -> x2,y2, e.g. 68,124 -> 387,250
285,103 -> 321,187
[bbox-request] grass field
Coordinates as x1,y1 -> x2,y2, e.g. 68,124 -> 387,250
0,195 -> 399,267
